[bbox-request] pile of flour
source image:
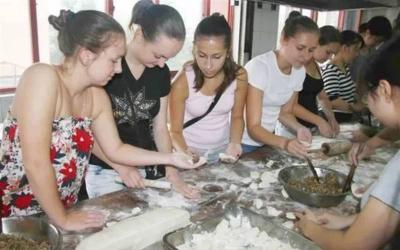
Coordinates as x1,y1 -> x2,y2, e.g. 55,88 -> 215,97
177,215 -> 297,250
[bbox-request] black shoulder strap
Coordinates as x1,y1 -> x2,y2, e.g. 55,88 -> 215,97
183,91 -> 223,129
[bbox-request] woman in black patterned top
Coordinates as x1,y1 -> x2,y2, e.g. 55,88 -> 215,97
321,30 -> 366,123
87,0 -> 201,199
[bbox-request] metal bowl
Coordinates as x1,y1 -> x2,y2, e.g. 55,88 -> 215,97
1,216 -> 62,250
278,166 -> 350,207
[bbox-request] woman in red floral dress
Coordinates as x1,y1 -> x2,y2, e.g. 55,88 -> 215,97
0,10 -> 201,232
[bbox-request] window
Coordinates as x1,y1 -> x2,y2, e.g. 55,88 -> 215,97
317,11 -> 340,27
113,0 -> 140,33
0,0 -> 32,89
159,0 -> 203,71
36,0 -> 106,64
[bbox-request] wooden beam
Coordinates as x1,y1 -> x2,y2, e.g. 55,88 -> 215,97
29,0 -> 39,62
105,0 -> 115,16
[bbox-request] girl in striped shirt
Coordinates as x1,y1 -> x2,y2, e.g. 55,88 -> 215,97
321,30 -> 366,123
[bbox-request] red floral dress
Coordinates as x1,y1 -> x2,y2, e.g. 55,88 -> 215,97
0,112 -> 93,217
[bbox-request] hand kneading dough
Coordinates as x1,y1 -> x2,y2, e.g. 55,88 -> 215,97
76,207 -> 190,250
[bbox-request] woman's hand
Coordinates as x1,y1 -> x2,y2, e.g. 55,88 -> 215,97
317,119 -> 334,138
115,165 -> 145,189
312,212 -> 355,230
168,173 -> 200,199
225,143 -> 242,159
170,152 -> 205,169
297,127 -> 312,146
348,142 -> 375,165
328,117 -> 340,137
286,127 -> 311,158
295,209 -> 355,231
294,210 -> 320,238
286,139 -> 309,158
59,210 -> 106,231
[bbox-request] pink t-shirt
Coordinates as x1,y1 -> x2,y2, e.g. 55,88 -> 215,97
183,66 -> 237,150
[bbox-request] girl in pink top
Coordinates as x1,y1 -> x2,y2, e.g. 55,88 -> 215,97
170,13 -> 248,164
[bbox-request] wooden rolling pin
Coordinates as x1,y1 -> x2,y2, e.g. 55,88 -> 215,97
114,176 -> 171,190
321,141 -> 352,156
308,140 -> 352,156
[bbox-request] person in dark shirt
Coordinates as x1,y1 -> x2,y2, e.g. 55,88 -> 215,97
276,25 -> 341,138
295,26 -> 341,137
86,0 -> 200,199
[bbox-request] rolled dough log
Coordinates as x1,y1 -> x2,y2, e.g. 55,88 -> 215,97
76,207 -> 190,250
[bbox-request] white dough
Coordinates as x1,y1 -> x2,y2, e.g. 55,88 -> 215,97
131,207 -> 141,216
253,199 -> 264,209
265,160 -> 275,168
258,181 -> 271,189
219,153 -> 237,163
76,207 -> 190,250
229,184 -> 238,191
259,171 -> 275,189
282,221 -> 294,229
249,182 -> 259,190
281,189 -> 289,199
286,212 -> 296,220
241,177 -> 252,184
177,215 -> 296,250
250,171 -> 260,180
266,206 -> 281,217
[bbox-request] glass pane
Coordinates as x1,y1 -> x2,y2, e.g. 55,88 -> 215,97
317,11 -> 340,27
343,10 -> 358,30
159,0 -> 203,71
113,0 -> 140,33
0,0 -> 31,89
36,0 -> 106,64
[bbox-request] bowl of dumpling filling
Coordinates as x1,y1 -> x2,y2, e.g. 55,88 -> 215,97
278,166 -> 350,207
1,216 -> 61,250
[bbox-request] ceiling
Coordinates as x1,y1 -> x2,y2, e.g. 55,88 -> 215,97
248,0 -> 400,10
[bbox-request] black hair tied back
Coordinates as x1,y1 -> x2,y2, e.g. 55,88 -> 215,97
48,10 -> 75,31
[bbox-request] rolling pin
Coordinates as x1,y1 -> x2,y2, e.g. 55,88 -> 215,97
114,176 -> 172,190
308,140 -> 353,156
321,141 -> 352,156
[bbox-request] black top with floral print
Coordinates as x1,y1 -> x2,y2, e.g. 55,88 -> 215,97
89,57 -> 170,179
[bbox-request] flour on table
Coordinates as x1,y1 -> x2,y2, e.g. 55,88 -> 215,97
250,171 -> 260,180
139,189 -> 192,208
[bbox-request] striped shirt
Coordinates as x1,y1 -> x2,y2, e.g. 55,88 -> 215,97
321,63 -> 356,103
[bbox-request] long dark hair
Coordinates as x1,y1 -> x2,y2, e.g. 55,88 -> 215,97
192,13 -> 242,94
340,30 -> 364,48
319,25 -> 341,46
48,10 -> 125,57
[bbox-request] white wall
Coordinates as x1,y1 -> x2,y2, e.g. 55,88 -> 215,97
251,3 -> 280,58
